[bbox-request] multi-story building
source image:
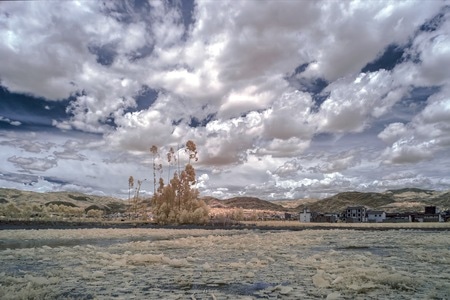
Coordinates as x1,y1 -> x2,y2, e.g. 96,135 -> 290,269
345,206 -> 367,222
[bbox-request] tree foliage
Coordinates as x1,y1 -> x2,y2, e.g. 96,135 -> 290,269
151,140 -> 209,225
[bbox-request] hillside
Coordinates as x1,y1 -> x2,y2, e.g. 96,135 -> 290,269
2,187 -> 449,217
293,191 -> 394,213
0,188 -> 127,214
222,197 -> 285,210
293,189 -> 450,213
202,196 -> 285,211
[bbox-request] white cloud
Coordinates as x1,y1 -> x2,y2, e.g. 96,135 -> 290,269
378,123 -> 408,145
316,70 -> 407,133
380,86 -> 450,165
302,0 -> 442,81
0,116 -> 21,126
200,116 -> 258,165
255,137 -> 310,158
382,137 -> 435,164
1,1 -> 449,199
0,2 -> 96,100
262,90 -> 315,140
316,150 -> 361,174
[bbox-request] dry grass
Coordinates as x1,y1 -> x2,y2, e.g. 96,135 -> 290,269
243,220 -> 450,229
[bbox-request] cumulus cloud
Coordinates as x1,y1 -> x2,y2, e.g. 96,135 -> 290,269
382,138 -> 435,164
200,121 -> 255,165
372,172 -> 435,191
378,123 -> 408,145
315,70 -> 407,133
262,91 -> 315,140
315,150 -> 362,174
300,1 -> 442,81
1,1 -> 449,198
1,2 -> 96,100
380,86 -> 450,165
270,171 -> 358,199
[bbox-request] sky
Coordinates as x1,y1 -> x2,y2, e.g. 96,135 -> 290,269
1,0 -> 450,200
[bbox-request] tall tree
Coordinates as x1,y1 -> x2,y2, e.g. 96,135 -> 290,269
152,140 -> 209,225
150,145 -> 158,195
128,175 -> 134,219
132,179 -> 143,219
185,140 -> 198,164
128,176 -> 134,201
167,147 -> 176,183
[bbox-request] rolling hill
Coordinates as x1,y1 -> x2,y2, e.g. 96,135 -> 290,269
1,187 -> 449,216
0,188 -> 127,214
293,189 -> 450,213
202,196 -> 288,211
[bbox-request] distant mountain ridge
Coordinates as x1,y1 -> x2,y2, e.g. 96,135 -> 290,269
203,188 -> 450,213
1,187 -> 449,214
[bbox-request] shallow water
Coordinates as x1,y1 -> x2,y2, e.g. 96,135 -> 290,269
1,228 -> 449,299
0,237 -> 144,250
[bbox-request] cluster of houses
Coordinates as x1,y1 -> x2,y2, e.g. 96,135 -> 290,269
299,206 -> 448,223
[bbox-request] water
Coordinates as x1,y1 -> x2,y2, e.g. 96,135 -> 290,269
1,228 -> 449,299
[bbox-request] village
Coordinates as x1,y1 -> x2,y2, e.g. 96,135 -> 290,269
204,200 -> 450,225
297,205 -> 449,223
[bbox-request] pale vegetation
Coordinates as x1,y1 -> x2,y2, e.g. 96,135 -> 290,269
127,177 -> 147,220
1,229 -> 449,299
128,140 -> 209,225
0,203 -> 104,221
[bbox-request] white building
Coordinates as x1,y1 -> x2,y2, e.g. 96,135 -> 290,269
367,210 -> 386,223
299,208 -> 311,223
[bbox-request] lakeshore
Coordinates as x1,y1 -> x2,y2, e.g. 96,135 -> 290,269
1,219 -> 450,231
